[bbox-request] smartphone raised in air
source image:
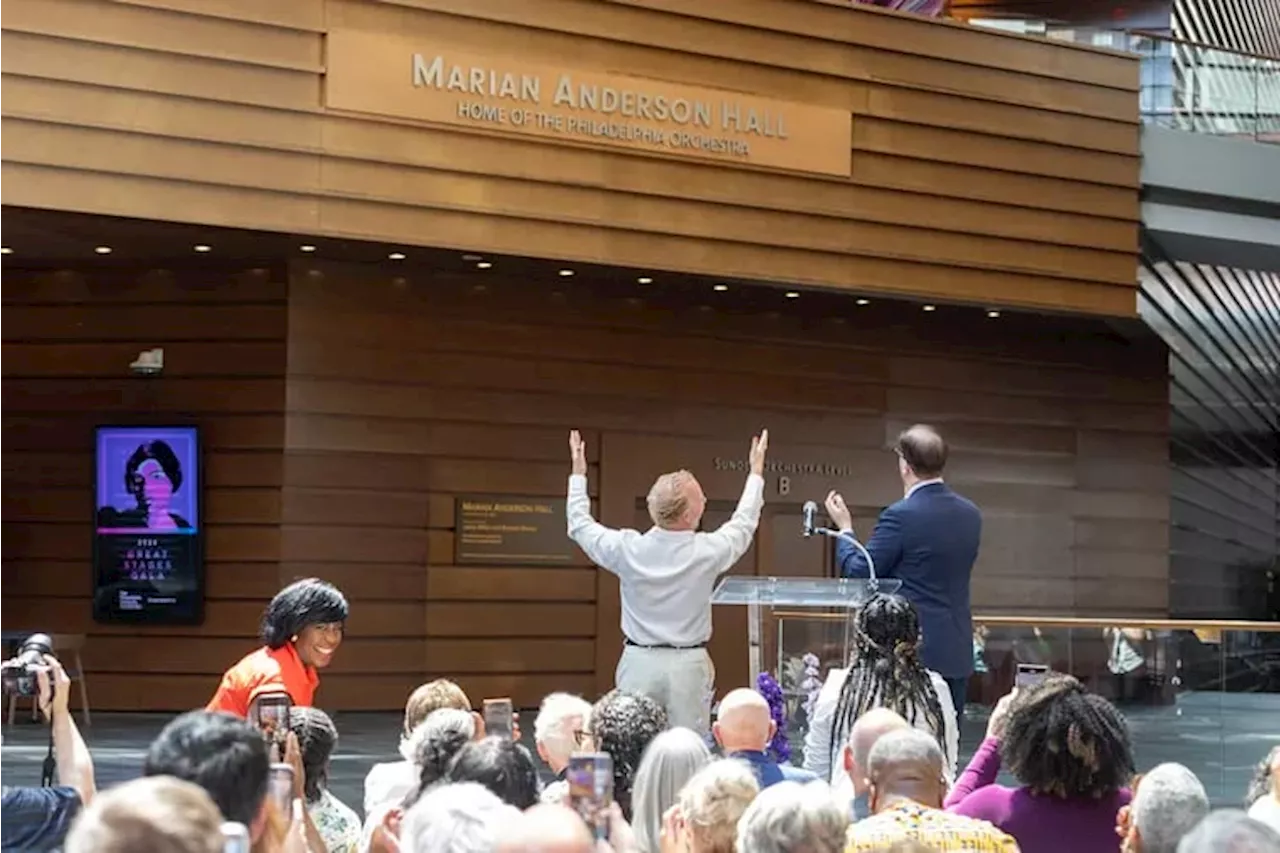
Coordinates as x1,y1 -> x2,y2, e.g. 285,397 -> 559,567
221,821 -> 251,853
250,691 -> 292,748
483,697 -> 514,739
1015,663 -> 1049,689
567,752 -> 613,841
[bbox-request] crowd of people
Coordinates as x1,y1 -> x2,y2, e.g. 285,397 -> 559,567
3,426 -> 1278,852
3,579 -> 1279,853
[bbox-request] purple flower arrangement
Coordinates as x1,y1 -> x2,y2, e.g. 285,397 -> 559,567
756,671 -> 791,764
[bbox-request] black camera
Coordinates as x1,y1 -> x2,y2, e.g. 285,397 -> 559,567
0,633 -> 54,698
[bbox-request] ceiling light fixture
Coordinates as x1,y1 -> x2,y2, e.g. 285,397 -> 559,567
476,261 -> 493,269
558,269 -> 574,277
922,304 -> 937,312
389,252 -> 406,260
0,247 -> 12,255
94,246 -> 112,255
713,284 -> 729,292
637,277 -> 653,285
785,291 -> 800,299
194,244 -> 212,253
987,309 -> 1001,318
300,245 -> 316,253
855,298 -> 870,306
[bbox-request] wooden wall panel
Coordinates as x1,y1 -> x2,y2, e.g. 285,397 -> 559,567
1,267 -> 288,708
2,0 -> 1142,316
280,261 -> 1169,707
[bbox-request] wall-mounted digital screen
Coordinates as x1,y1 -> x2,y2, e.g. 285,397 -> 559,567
93,426 -> 204,624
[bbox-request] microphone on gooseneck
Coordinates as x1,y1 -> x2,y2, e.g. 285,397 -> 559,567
802,500 -> 819,538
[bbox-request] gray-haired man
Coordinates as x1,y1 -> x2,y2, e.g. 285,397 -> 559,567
566,429 -> 767,734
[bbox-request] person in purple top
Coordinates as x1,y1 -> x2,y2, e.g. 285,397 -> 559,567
945,675 -> 1134,853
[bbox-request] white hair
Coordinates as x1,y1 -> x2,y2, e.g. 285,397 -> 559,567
735,780 -> 848,853
533,692 -> 591,764
1132,763 -> 1210,853
401,782 -> 520,853
1176,810 -> 1280,853
865,728 -> 944,780
678,759 -> 759,853
631,728 -> 711,853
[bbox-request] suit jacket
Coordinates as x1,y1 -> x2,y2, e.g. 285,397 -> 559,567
836,482 -> 981,678
727,750 -> 818,790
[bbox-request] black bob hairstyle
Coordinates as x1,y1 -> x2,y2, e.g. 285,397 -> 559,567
260,578 -> 349,649
125,440 -> 184,496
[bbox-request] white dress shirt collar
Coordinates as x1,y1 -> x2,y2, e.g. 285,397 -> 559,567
905,478 -> 944,499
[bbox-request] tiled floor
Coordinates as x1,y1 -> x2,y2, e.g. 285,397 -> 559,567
2,691 -> 1276,818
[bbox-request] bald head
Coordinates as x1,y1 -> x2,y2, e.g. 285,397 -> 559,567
866,729 -> 947,812
495,805 -> 594,853
844,709 -> 910,797
647,470 -> 706,530
714,689 -> 774,753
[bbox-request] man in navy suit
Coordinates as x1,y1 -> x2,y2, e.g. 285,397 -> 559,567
824,425 -> 981,718
713,689 -> 816,789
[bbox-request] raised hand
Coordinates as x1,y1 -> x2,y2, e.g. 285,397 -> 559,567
824,490 -> 853,532
568,430 -> 588,477
749,429 -> 769,477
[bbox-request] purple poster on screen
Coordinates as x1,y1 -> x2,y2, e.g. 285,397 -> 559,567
93,426 -> 204,624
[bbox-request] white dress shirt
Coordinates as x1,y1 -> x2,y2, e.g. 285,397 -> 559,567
566,473 -> 764,646
802,665 -> 958,799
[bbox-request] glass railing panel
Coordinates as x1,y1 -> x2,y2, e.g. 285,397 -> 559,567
971,19 -> 1279,143
766,615 -> 1277,808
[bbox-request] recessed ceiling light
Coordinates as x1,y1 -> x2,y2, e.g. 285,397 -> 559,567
462,254 -> 483,262
389,252 -> 406,260
987,309 -> 1001,318
855,298 -> 870,306
476,261 -> 493,269
194,244 -> 212,253
785,291 -> 800,299
558,269 -> 574,277
713,284 -> 729,292
0,247 -> 12,255
922,304 -> 937,312
300,245 -> 316,253
637,277 -> 653,285
94,246 -> 112,255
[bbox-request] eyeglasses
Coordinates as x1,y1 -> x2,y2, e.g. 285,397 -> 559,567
573,730 -> 590,746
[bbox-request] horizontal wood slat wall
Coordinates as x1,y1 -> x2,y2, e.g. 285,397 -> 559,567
2,0 -> 1142,316
1,268 -> 289,712
282,259 -> 1169,710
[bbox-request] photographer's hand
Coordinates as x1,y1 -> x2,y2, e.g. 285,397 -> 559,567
37,655 -> 96,805
35,656 -> 71,721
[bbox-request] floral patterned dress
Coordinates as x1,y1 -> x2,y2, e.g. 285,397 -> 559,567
307,789 -> 362,853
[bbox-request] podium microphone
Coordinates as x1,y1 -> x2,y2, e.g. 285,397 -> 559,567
802,501 -> 818,538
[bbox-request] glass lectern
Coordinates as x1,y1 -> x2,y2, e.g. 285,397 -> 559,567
710,575 -> 902,764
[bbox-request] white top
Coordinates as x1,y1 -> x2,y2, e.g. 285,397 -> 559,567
802,665 -> 959,799
567,473 -> 764,646
363,759 -> 416,817
1249,795 -> 1280,833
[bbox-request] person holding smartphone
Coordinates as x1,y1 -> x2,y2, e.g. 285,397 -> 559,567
207,578 -> 348,718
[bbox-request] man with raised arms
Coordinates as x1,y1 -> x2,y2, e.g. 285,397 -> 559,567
565,429 -> 768,733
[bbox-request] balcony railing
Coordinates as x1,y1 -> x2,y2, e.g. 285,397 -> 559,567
771,614 -> 1280,805
968,20 -> 1280,143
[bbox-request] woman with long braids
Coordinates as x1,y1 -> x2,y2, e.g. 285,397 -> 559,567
802,594 -> 958,795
